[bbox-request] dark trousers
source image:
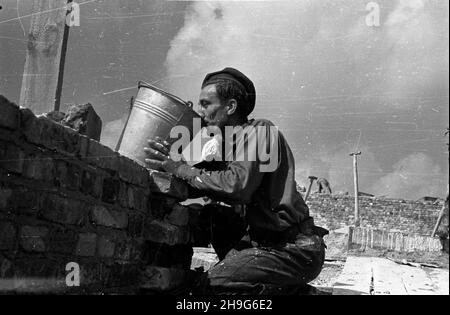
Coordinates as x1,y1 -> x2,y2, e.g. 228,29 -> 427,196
193,205 -> 326,295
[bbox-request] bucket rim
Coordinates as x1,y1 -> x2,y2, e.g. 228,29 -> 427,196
138,81 -> 193,108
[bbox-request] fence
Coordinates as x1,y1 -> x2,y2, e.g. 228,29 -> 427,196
349,227 -> 442,252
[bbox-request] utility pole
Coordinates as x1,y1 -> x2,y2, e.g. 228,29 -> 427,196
350,151 -> 362,226
432,128 -> 449,237
20,0 -> 72,114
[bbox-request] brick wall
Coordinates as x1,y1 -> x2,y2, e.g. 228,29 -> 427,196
1,94 -> 444,293
0,95 -> 202,294
307,194 -> 442,236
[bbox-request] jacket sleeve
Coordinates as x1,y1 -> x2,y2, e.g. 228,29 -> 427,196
175,120 -> 278,204
175,160 -> 264,205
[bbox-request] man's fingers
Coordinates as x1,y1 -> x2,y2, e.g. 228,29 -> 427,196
145,159 -> 164,171
144,147 -> 168,161
147,139 -> 170,155
154,137 -> 171,148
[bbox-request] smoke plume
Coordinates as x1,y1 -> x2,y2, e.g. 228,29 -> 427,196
161,0 -> 449,199
371,153 -> 446,200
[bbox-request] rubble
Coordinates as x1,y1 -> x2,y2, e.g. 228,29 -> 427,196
40,103 -> 102,141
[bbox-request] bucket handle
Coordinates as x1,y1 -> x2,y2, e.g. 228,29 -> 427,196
138,81 -> 193,108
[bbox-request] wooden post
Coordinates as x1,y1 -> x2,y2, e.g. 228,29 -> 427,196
432,129 -> 449,238
19,0 -> 71,114
350,151 -> 362,226
432,186 -> 448,237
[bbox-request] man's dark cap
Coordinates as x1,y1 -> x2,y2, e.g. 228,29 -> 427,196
202,67 -> 256,116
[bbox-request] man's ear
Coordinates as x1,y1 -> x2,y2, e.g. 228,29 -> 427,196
226,99 -> 238,115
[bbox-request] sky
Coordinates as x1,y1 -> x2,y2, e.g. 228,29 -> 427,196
0,0 -> 448,200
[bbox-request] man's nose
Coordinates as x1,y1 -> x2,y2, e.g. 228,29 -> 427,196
196,107 -> 205,118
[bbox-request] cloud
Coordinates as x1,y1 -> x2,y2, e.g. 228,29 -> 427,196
164,0 -> 448,110
164,0 -> 326,104
378,0 -> 449,108
385,0 -> 425,26
371,153 -> 446,199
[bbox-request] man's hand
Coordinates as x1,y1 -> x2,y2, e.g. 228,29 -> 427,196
144,137 -> 186,175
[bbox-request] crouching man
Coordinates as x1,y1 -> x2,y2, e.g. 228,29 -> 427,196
144,67 -> 328,295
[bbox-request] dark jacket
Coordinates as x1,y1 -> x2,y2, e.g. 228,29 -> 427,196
176,119 -> 312,237
178,120 -> 309,238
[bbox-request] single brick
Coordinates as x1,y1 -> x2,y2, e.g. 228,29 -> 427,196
90,205 -> 128,229
0,253 -> 13,279
0,95 -> 20,130
97,234 -> 116,258
23,155 -> 54,181
54,160 -> 81,190
9,187 -> 39,215
127,185 -> 149,212
87,140 -> 119,171
48,227 -> 77,254
118,156 -> 149,187
102,178 -> 120,204
62,103 -> 102,141
144,220 -> 190,246
41,194 -> 86,225
139,266 -> 189,291
128,213 -> 145,238
0,221 -> 16,250
166,204 -> 190,226
19,225 -> 48,252
129,239 -> 144,261
0,187 -> 13,211
0,141 -> 25,174
75,233 -> 97,257
148,171 -> 189,201
113,233 -> 132,261
79,135 -> 89,158
0,185 -> 39,215
104,263 -> 140,288
81,169 -> 102,198
118,182 -> 129,208
79,261 -> 104,287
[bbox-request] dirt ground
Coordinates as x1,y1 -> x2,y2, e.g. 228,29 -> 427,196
348,247 -> 449,269
309,246 -> 449,295
192,246 -> 448,295
309,261 -> 346,294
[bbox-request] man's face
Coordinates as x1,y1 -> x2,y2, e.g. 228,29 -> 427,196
197,84 -> 229,129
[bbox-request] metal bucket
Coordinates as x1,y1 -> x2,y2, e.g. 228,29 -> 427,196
116,81 -> 203,167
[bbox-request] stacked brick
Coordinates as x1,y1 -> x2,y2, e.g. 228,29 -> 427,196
140,172 -> 203,294
307,194 -> 442,236
0,95 -> 203,294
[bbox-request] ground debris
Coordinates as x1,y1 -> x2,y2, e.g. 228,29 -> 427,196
387,257 -> 441,269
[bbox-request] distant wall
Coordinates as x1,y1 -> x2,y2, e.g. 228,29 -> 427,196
308,194 -> 442,236
0,95 -> 202,294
